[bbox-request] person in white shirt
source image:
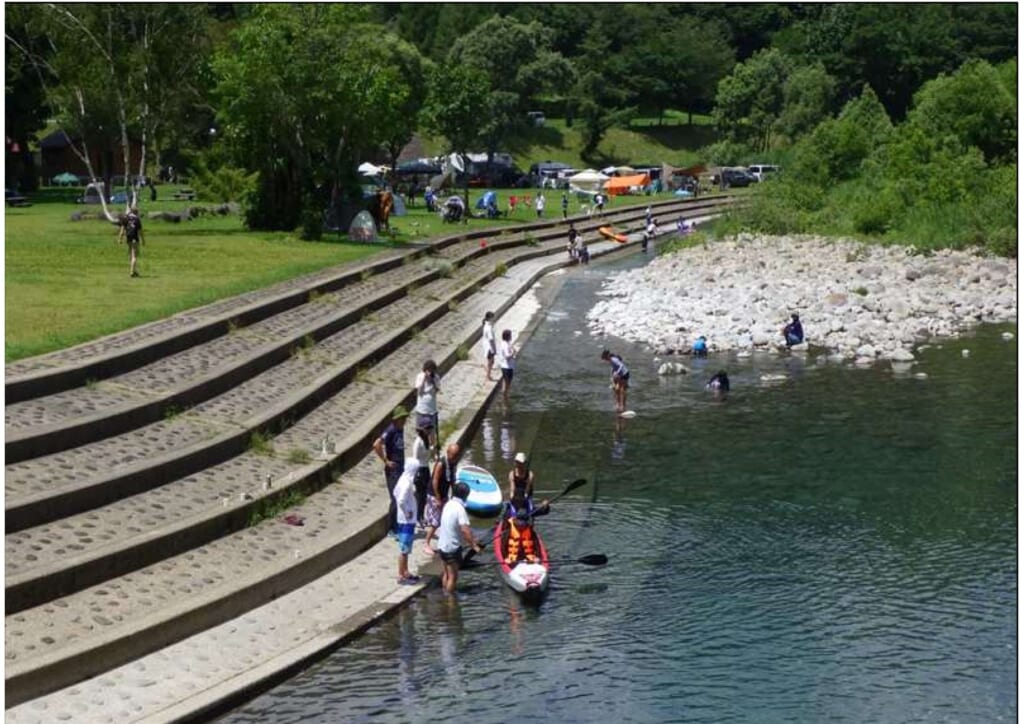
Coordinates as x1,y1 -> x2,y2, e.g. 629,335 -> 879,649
535,193 -> 545,218
497,328 -> 517,401
481,311 -> 497,381
393,458 -> 420,585
413,359 -> 441,453
411,428 -> 431,526
437,482 -> 482,594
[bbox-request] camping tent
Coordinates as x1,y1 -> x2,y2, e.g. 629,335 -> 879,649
600,165 -> 635,177
357,162 -> 387,177
348,210 -> 379,242
475,190 -> 498,210
567,169 -> 610,193
603,173 -> 651,196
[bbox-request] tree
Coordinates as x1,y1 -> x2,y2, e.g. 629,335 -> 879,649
6,4 -> 211,217
712,48 -> 792,152
447,16 -> 574,158
420,64 -> 489,208
372,35 -> 432,174
570,24 -> 635,160
5,5 -> 50,191
907,58 -> 1016,164
214,5 -> 413,233
775,62 -> 836,141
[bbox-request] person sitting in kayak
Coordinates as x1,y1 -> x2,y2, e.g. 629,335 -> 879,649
706,370 -> 730,392
504,509 -> 540,565
508,492 -> 549,519
782,313 -> 804,346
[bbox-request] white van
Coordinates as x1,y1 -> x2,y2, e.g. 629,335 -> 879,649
748,164 -> 780,182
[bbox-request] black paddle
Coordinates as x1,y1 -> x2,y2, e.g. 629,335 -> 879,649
462,552 -> 607,570
463,477 -> 588,564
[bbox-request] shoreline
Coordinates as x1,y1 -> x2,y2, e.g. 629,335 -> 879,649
587,233 -> 1017,366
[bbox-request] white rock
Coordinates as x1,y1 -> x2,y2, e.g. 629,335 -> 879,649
1002,332 -> 1014,341
657,362 -> 689,376
961,349 -> 970,357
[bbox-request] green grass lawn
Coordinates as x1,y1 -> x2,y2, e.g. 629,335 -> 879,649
417,115 -> 717,170
5,184 -> 678,361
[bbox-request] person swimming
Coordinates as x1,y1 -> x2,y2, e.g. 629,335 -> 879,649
706,370 -> 730,392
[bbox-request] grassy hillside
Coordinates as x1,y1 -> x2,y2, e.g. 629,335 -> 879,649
417,115 -> 718,170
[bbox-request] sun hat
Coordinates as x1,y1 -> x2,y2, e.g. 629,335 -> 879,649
514,452 -> 527,464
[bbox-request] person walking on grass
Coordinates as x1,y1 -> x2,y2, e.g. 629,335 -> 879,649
535,193 -> 545,218
601,349 -> 630,414
482,311 -> 497,381
118,205 -> 145,277
372,406 -> 408,537
497,329 -> 518,401
393,458 -> 421,585
561,192 -> 569,219
438,481 -> 483,595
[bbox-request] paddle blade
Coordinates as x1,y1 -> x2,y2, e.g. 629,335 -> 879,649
577,554 -> 608,566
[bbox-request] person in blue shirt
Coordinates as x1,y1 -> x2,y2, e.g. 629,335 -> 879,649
692,335 -> 708,357
601,349 -> 630,413
783,313 -> 804,346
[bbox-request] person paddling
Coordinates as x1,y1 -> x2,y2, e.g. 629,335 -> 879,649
507,452 -> 536,513
503,508 -> 540,565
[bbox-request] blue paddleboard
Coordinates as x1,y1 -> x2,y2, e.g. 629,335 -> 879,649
457,464 -> 504,517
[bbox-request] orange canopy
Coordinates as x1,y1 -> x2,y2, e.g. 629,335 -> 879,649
603,173 -> 651,195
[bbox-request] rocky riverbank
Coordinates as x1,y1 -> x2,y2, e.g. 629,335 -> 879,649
587,234 -> 1017,365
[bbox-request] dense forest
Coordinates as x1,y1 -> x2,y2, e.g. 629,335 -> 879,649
5,3 -> 1017,253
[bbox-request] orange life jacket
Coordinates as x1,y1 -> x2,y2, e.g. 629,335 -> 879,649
506,520 -> 537,563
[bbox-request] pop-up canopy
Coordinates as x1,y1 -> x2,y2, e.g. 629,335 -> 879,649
603,173 -> 651,195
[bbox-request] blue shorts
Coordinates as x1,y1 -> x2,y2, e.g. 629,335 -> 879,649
396,523 -> 415,555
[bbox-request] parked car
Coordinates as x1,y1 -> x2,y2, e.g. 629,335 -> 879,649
721,168 -> 755,188
747,164 -> 780,182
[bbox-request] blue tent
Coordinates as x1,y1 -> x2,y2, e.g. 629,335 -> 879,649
475,191 -> 497,210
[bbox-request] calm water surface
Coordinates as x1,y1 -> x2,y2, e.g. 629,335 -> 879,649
223,253 -> 1017,724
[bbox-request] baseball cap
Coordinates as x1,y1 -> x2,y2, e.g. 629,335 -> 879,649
514,452 -> 527,464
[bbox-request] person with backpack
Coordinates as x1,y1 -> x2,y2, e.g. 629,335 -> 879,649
118,206 -> 145,277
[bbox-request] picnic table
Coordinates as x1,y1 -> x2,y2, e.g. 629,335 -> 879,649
6,190 -> 31,207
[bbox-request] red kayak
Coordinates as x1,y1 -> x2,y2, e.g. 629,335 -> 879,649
493,516 -> 550,604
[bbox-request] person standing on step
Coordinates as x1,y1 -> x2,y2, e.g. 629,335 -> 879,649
372,406 -> 409,537
497,329 -> 518,401
482,311 -> 497,381
412,427 -> 432,527
414,359 -> 441,455
393,458 -> 421,585
424,442 -> 461,555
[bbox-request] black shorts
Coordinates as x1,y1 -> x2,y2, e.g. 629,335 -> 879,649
439,548 -> 463,564
501,368 -> 514,383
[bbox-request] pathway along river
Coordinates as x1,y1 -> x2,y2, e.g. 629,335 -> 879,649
222,250 -> 1016,724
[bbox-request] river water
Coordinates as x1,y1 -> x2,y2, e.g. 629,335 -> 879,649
222,252 -> 1017,724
